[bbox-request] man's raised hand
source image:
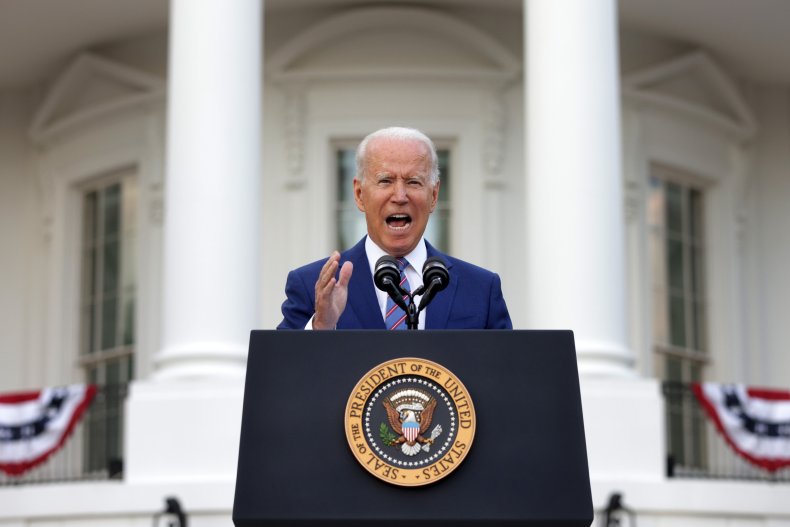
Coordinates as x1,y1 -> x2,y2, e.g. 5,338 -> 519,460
312,251 -> 353,330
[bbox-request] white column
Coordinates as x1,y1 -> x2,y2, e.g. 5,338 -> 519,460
155,0 -> 262,379
525,0 -> 634,377
126,0 -> 262,484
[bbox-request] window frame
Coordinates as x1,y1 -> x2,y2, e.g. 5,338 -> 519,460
77,169 -> 138,385
649,164 -> 710,377
648,164 -> 711,470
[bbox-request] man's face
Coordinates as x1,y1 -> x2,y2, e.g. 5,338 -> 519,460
354,137 -> 439,257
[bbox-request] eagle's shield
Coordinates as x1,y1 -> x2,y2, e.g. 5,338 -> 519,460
403,421 -> 419,443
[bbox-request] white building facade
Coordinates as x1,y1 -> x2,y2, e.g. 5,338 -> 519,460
1,0 -> 790,525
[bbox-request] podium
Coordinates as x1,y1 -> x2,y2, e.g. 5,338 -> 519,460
233,330 -> 592,526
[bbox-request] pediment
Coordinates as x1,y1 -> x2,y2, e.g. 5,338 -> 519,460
268,6 -> 520,82
623,51 -> 755,139
30,53 -> 165,143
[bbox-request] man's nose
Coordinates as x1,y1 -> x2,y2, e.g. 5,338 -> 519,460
391,180 -> 408,202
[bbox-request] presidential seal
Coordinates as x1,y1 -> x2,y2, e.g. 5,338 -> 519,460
344,357 -> 475,487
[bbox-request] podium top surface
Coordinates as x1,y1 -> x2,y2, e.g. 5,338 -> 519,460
234,330 -> 592,527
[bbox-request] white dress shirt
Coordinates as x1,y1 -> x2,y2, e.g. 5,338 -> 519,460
306,237 -> 428,329
364,236 -> 427,329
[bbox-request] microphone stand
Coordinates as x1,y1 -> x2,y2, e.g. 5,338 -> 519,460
402,282 -> 433,330
405,298 -> 419,330
385,285 -> 420,330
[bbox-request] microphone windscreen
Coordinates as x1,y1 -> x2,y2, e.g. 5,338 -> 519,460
374,255 -> 401,292
422,256 -> 450,291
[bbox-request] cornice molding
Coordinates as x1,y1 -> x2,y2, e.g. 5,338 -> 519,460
622,50 -> 756,142
30,53 -> 165,146
268,6 -> 520,85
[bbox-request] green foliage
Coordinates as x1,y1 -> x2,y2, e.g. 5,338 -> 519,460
379,422 -> 398,446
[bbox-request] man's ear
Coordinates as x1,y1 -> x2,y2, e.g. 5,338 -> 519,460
353,178 -> 366,212
429,180 -> 440,213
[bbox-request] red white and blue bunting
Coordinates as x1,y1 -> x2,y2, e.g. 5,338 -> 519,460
693,383 -> 790,472
0,384 -> 97,476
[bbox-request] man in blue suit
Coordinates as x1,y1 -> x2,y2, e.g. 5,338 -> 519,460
277,127 -> 511,330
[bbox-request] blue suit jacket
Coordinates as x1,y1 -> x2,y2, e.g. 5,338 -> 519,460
277,238 -> 512,329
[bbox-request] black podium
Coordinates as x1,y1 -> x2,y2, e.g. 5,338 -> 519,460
233,330 -> 592,526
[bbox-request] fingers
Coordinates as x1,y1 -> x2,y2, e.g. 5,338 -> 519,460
313,251 -> 348,330
337,261 -> 354,289
316,251 -> 340,289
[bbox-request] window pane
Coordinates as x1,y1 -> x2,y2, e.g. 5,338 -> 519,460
102,240 -> 119,294
81,306 -> 96,355
689,189 -> 703,239
83,191 -> 98,242
437,150 -> 450,202
691,241 -> 705,298
106,360 -> 120,386
337,150 -> 356,200
652,287 -> 668,345
665,355 -> 685,464
425,208 -> 450,254
667,237 -> 684,291
669,293 -> 686,347
126,354 -> 134,381
103,184 -> 121,237
665,182 -> 682,236
693,300 -> 706,352
81,246 -> 97,305
122,295 -> 135,346
337,208 -> 368,251
666,355 -> 683,382
101,297 -> 118,350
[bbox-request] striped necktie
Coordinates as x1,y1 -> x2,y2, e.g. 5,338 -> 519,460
384,258 -> 411,330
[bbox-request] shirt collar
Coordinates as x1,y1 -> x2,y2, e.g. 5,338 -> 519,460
364,236 -> 427,275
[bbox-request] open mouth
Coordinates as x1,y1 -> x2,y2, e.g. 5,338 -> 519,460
386,214 -> 412,230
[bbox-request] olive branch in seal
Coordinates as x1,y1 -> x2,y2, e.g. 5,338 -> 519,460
379,422 -> 398,446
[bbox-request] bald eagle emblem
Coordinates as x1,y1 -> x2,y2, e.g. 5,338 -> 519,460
381,388 -> 443,456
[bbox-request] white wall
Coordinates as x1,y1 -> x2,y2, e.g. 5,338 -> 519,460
0,90 -> 39,391
749,86 -> 790,387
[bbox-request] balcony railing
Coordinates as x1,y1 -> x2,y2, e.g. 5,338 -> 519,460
7,381 -> 787,485
0,383 -> 128,486
663,382 -> 790,482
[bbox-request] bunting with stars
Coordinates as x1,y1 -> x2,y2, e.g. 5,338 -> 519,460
0,384 -> 97,476
693,382 -> 790,472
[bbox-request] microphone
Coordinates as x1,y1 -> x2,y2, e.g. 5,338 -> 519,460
417,257 -> 450,311
374,255 -> 409,313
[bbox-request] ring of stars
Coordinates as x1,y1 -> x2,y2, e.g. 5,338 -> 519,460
364,376 -> 457,467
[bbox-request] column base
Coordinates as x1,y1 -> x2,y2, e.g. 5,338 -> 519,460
576,338 -> 637,378
125,379 -> 244,484
580,377 -> 665,481
152,342 -> 247,380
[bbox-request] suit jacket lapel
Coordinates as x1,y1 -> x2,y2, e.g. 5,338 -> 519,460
425,241 -> 456,329
344,237 -> 386,329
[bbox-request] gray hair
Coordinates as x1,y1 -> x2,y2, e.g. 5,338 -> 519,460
355,127 -> 440,185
